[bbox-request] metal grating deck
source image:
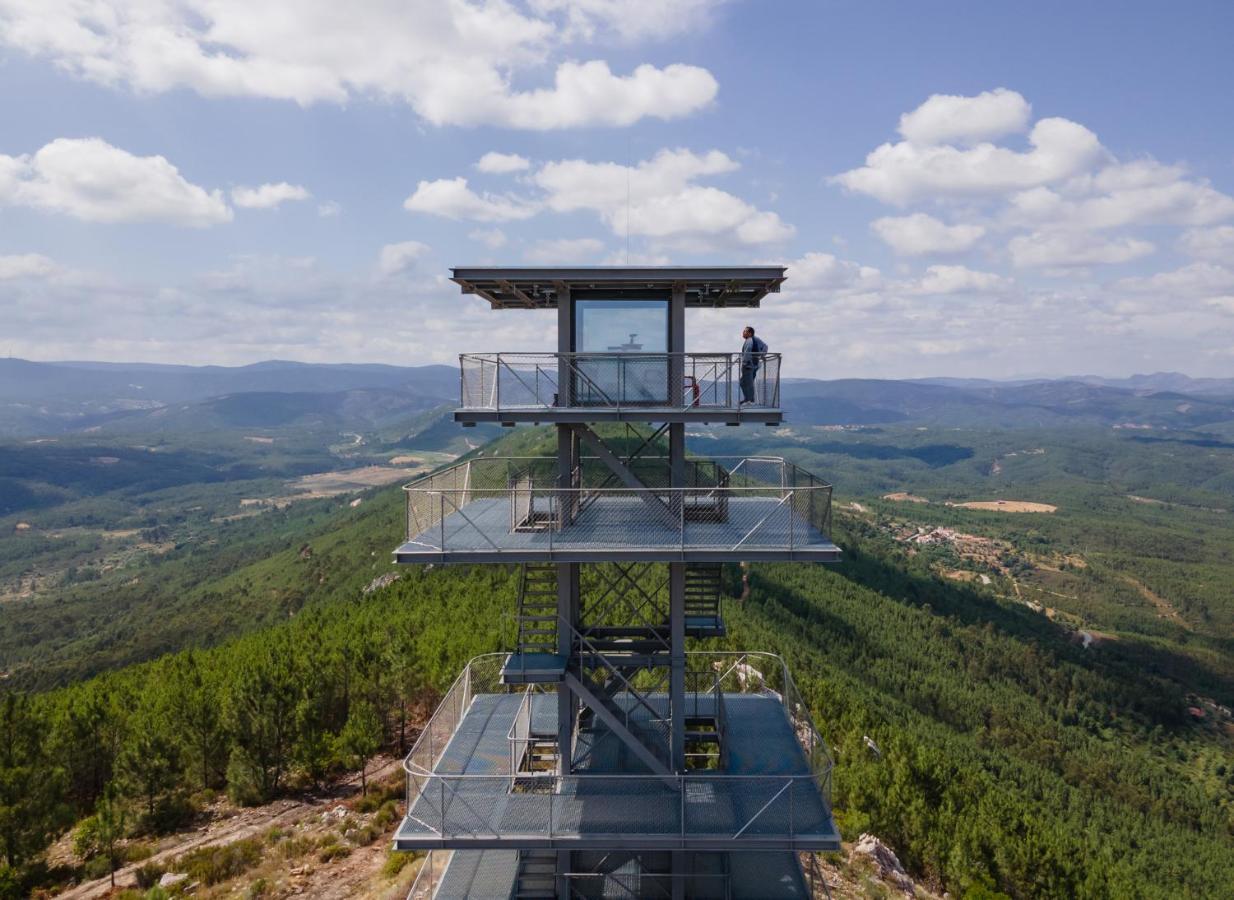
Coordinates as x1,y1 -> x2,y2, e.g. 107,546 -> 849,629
396,692 -> 838,852
429,850 -> 810,898
396,496 -> 840,564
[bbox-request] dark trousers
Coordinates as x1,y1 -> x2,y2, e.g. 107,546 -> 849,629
740,366 -> 757,403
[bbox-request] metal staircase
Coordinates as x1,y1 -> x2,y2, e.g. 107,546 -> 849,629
515,563 -> 559,657
512,849 -> 557,898
565,627 -> 672,775
683,563 -> 725,637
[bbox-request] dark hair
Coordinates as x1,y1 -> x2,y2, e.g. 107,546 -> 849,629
744,325 -> 755,335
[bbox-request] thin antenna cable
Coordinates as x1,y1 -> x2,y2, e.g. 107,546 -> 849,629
625,135 -> 631,265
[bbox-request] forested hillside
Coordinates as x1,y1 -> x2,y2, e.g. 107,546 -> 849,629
3,526 -> 1232,896
2,405 -> 1233,897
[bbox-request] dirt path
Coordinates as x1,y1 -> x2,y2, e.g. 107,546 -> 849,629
1122,575 -> 1191,629
57,757 -> 404,899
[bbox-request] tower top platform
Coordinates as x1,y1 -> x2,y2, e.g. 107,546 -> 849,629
451,266 -> 786,309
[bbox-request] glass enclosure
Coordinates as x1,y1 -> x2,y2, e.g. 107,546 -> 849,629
573,298 -> 670,405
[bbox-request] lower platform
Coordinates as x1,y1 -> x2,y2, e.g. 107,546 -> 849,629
415,849 -> 814,899
395,691 -> 838,852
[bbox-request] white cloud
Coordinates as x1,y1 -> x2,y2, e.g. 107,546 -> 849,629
0,137 -> 232,226
912,264 -> 1010,295
788,252 -> 883,294
317,200 -> 341,218
1179,225 -> 1234,261
476,152 -> 531,174
231,182 -> 311,209
898,88 -> 1031,146
468,228 -> 508,248
1115,262 -> 1234,298
8,245 -> 1234,379
378,240 -> 430,277
524,237 -> 605,263
0,1 -> 717,130
1008,231 -> 1155,268
404,177 -> 537,222
530,0 -> 722,41
833,116 -> 1103,205
1005,161 -> 1234,231
533,148 -> 793,246
408,147 -> 791,249
0,253 -> 57,279
871,213 -> 985,255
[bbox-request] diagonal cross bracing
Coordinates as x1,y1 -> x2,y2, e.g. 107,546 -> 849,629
564,672 -> 671,777
571,423 -> 678,529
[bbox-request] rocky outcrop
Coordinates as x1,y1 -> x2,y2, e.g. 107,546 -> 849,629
852,833 -> 916,896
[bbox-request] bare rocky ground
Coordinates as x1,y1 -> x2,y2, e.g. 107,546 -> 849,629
49,756 -> 415,900
49,758 -> 937,900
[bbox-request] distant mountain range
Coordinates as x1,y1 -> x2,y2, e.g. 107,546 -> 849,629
2,358 -> 1232,437
0,358 -> 458,436
913,372 -> 1234,396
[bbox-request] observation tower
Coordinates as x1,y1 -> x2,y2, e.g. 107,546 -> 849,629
394,267 -> 841,898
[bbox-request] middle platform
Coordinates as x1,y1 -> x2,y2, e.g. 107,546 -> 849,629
395,455 -> 840,565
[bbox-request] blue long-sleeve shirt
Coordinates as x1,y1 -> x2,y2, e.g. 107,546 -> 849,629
741,335 -> 768,369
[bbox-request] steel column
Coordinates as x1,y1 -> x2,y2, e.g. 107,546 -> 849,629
672,851 -> 687,900
555,281 -> 572,898
556,850 -> 570,900
670,560 -> 686,772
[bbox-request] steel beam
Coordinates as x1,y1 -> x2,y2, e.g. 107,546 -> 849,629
563,673 -> 671,776
570,423 -> 678,529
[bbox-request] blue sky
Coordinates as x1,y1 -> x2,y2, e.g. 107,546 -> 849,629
1,0 -> 1233,378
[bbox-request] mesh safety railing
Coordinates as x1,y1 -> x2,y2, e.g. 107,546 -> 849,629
405,849 -> 450,900
565,870 -> 731,899
402,456 -> 833,555
400,652 -> 835,845
458,352 -> 781,411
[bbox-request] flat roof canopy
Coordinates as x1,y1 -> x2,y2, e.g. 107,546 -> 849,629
451,266 -> 787,309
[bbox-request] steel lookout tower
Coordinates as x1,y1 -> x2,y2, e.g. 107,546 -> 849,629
394,267 -> 842,898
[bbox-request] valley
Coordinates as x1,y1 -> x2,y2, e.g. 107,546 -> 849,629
0,361 -> 1232,898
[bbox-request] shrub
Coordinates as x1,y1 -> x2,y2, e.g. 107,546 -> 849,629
343,823 -> 379,846
372,799 -> 400,831
381,851 -> 415,878
83,856 -> 113,880
177,837 -> 263,885
225,752 -> 265,807
277,833 -> 321,860
125,842 -> 156,863
352,776 -> 402,814
133,862 -> 166,889
317,842 -> 351,863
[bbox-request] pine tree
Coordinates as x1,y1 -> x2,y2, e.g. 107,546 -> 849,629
117,684 -> 182,829
0,693 -> 67,869
166,653 -> 228,791
338,699 -> 383,796
93,784 -> 125,889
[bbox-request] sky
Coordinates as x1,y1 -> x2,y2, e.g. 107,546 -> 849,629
1,0 -> 1233,379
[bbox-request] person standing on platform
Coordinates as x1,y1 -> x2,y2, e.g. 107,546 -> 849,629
739,325 -> 768,405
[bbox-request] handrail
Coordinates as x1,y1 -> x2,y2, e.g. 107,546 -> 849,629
405,849 -> 449,900
458,351 -> 782,412
401,455 -> 835,556
399,651 -> 836,842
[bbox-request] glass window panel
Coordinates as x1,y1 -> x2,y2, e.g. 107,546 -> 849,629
574,300 -> 668,353
573,299 -> 670,405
